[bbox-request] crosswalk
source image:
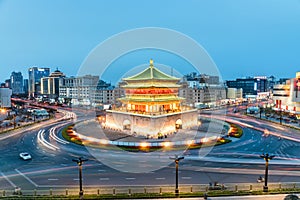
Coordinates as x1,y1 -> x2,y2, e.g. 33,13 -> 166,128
274,140 -> 300,159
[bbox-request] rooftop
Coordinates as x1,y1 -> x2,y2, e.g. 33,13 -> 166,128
123,59 -> 180,82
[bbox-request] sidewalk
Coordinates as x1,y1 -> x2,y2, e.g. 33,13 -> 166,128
134,193 -> 298,200
0,111 -> 65,140
255,113 -> 300,129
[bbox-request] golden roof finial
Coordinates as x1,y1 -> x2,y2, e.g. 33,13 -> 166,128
149,59 -> 154,68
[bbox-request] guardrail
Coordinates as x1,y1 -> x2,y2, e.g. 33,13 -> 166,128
1,182 -> 300,197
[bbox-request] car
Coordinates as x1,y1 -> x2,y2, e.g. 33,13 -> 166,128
284,194 -> 299,200
208,182 -> 227,190
257,176 -> 265,183
19,152 -> 32,160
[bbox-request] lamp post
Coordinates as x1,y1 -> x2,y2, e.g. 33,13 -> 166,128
260,153 -> 275,192
279,108 -> 282,125
13,114 -> 16,129
259,106 -> 263,119
170,155 -> 184,197
72,157 -> 88,199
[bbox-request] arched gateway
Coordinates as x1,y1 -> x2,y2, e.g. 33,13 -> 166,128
123,119 -> 131,130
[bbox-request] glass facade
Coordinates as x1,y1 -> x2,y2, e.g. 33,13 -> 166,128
226,78 -> 267,97
10,72 -> 24,94
28,67 -> 50,97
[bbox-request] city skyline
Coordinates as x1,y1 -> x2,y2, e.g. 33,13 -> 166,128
2,1 -> 300,197
1,0 -> 300,84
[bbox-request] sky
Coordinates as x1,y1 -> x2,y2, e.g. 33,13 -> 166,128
0,0 -> 300,84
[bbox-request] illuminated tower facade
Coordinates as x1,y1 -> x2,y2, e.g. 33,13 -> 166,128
105,60 -> 198,137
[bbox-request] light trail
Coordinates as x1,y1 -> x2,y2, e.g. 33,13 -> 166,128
37,129 -> 60,151
203,114 -> 300,143
49,127 -> 69,144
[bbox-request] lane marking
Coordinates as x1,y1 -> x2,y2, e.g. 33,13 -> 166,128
15,169 -> 38,187
0,172 -> 16,187
182,177 -> 192,179
155,177 -> 165,180
125,178 -> 136,180
48,178 -> 58,181
99,178 -> 109,181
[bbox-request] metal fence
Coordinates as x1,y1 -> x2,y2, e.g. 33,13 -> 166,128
1,182 -> 300,197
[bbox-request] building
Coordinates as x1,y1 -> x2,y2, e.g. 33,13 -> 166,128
104,59 -> 198,137
23,79 -> 29,95
4,79 -> 11,89
10,72 -> 24,95
0,88 -> 12,108
95,80 -> 115,105
227,88 -> 243,99
226,76 -> 268,98
267,75 -> 276,90
112,82 -> 126,106
59,75 -> 99,106
183,72 -> 220,85
41,69 -> 65,99
179,74 -> 226,107
28,67 -> 50,97
272,72 -> 300,113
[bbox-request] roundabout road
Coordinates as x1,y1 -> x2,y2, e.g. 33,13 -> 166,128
1,109 -> 300,191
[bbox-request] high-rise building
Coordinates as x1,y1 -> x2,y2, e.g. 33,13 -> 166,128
10,72 -> 24,94
28,67 -> 50,97
23,79 -> 29,95
41,69 -> 65,99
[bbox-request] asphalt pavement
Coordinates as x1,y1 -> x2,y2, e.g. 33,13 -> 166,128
1,108 -> 300,194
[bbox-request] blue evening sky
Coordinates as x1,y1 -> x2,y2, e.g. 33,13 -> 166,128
0,0 -> 300,84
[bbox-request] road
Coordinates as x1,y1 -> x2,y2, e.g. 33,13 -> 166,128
0,108 -> 300,193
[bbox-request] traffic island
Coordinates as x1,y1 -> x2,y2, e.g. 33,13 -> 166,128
62,121 -> 232,152
227,123 -> 243,138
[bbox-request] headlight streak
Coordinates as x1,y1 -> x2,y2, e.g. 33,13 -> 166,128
37,129 -> 60,151
49,127 -> 69,144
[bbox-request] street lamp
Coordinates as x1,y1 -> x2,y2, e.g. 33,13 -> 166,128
245,100 -> 248,115
72,157 -> 88,199
13,114 -> 16,129
279,108 -> 282,125
260,153 -> 275,192
259,105 -> 263,119
170,155 -> 184,197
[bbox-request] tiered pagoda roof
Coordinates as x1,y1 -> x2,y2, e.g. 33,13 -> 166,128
119,59 -> 184,103
122,59 -> 180,88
